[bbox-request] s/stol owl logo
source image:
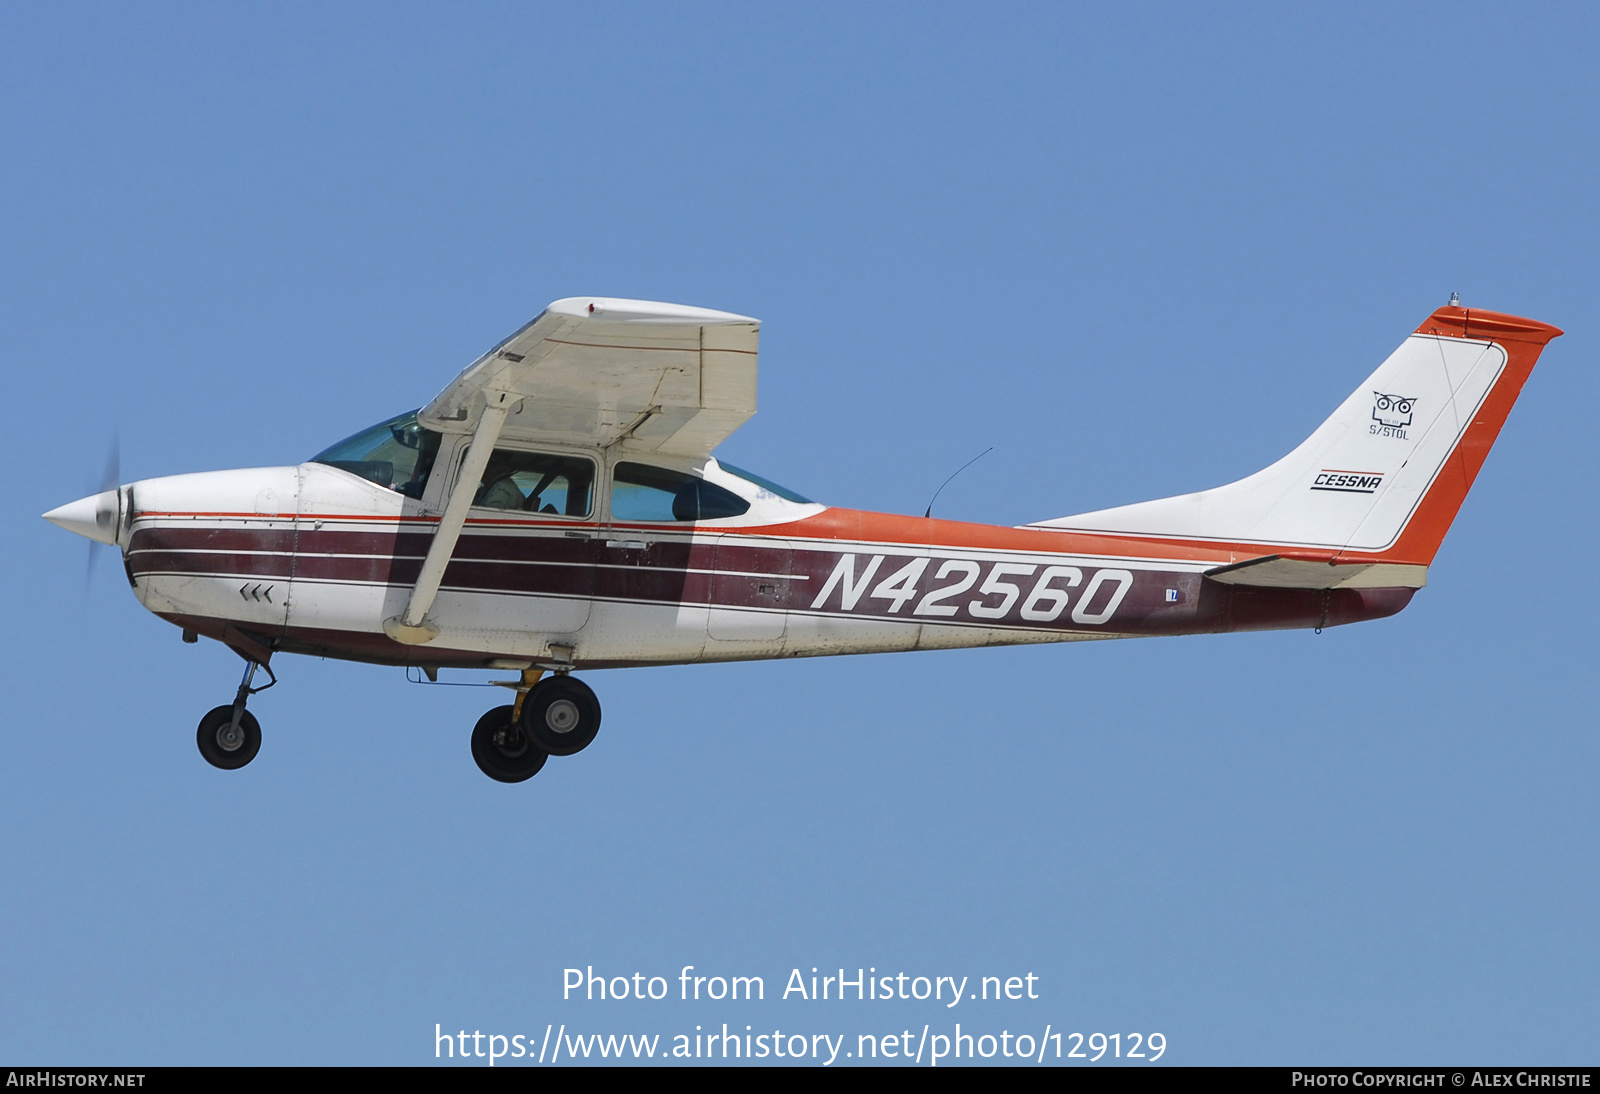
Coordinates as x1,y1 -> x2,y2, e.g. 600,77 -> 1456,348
1370,392 -> 1415,439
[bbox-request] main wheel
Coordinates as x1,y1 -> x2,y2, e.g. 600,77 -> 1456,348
471,705 -> 548,783
522,675 -> 602,756
196,705 -> 262,770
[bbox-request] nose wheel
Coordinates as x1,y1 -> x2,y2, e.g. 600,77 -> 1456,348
196,658 -> 274,770
197,705 -> 262,769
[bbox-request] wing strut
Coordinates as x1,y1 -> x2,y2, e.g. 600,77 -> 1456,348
383,392 -> 513,645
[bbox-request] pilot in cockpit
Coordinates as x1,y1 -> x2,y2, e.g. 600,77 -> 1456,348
475,452 -> 525,510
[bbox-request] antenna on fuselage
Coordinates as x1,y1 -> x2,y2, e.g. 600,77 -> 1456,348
924,446 -> 993,519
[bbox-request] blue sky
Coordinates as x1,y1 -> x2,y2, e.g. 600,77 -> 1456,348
3,2 -> 1597,1065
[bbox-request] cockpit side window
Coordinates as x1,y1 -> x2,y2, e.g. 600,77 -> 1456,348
312,411 -> 442,498
472,449 -> 595,517
611,462 -> 751,522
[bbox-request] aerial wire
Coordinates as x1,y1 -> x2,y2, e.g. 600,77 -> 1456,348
924,446 -> 993,519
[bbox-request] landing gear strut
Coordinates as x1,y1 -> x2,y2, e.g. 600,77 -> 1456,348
196,659 -> 274,770
469,668 -> 602,782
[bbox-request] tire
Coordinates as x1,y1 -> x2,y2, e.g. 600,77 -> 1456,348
471,705 -> 548,783
196,705 -> 262,770
522,676 -> 601,756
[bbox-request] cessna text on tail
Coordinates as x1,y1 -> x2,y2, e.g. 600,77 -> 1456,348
44,298 -> 1561,782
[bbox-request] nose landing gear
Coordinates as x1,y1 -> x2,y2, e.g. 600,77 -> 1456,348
196,659 -> 274,770
468,668 -> 602,782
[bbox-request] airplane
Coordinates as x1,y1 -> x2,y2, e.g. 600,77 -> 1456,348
43,297 -> 1561,782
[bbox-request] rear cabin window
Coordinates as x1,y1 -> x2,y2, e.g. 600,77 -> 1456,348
473,450 -> 595,517
717,461 -> 813,504
611,463 -> 750,522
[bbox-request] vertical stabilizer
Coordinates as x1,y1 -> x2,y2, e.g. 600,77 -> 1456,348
1031,306 -> 1561,563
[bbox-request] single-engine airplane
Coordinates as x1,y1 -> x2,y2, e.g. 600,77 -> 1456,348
45,297 -> 1560,782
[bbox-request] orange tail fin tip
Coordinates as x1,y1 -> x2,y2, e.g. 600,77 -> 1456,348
1394,306 -> 1561,564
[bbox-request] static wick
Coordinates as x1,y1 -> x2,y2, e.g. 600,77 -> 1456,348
925,447 -> 994,519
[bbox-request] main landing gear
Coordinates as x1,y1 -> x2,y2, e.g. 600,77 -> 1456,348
196,659 -> 274,770
470,670 -> 602,783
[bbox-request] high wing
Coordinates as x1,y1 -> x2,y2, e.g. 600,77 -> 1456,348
386,297 -> 760,645
418,297 -> 760,458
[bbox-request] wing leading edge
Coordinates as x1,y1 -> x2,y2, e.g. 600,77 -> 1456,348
419,297 -> 760,458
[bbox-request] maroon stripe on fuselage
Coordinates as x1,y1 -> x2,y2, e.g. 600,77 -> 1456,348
132,526 -> 299,553
129,521 -> 1414,640
130,550 -> 296,580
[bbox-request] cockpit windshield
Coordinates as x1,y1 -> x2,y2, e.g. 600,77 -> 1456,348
312,410 -> 442,498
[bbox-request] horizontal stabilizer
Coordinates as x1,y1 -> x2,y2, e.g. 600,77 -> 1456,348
1205,554 -> 1427,590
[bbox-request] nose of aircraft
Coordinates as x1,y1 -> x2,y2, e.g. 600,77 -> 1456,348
43,489 -> 121,545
